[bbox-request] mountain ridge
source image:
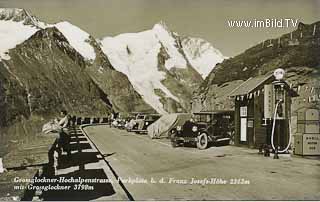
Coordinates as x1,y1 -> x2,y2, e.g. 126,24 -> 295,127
100,21 -> 225,113
0,8 -> 154,152
192,21 -> 320,113
0,8 -> 226,114
0,25 -> 114,150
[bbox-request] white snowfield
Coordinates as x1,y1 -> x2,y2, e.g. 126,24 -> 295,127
182,37 -> 226,78
55,22 -> 96,61
152,24 -> 187,69
100,23 -> 225,113
0,8 -> 96,62
100,23 -> 187,114
0,8 -> 41,61
0,20 -> 38,61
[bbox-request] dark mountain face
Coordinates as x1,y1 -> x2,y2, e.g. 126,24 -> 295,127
2,27 -> 114,116
0,62 -> 30,128
193,21 -> 320,113
0,27 -> 113,148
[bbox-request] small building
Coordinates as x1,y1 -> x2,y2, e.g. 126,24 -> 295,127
229,73 -> 297,148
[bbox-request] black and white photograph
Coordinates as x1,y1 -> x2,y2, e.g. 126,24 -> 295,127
0,0 -> 319,201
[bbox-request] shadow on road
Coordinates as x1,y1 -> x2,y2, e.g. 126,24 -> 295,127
41,169 -> 115,201
68,142 -> 92,151
28,126 -> 119,201
69,137 -> 88,143
57,152 -> 100,169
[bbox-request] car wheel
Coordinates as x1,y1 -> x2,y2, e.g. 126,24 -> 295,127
197,133 -> 208,150
171,133 -> 178,148
229,130 -> 235,145
171,140 -> 178,148
223,139 -> 230,146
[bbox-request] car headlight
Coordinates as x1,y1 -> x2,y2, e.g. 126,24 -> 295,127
177,126 -> 182,131
145,122 -> 149,125
192,126 -> 198,132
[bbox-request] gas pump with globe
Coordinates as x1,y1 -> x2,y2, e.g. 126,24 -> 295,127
263,68 -> 293,154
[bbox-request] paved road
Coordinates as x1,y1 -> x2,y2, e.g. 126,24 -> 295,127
84,125 -> 320,201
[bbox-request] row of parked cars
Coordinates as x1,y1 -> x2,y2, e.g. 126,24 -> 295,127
111,110 -> 235,150
111,113 -> 161,133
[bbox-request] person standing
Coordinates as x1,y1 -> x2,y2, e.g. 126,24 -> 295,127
56,110 -> 71,157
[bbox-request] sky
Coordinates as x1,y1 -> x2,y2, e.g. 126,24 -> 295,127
0,0 -> 319,56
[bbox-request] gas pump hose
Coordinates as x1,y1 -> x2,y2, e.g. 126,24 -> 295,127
271,100 -> 292,153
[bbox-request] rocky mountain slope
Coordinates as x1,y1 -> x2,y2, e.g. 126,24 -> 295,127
100,22 -> 225,113
192,21 -> 320,113
0,8 -> 152,153
0,26 -> 114,151
54,21 -> 154,113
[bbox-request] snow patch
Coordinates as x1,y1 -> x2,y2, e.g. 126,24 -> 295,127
152,24 -> 186,69
98,66 -> 104,74
0,20 -> 39,61
100,26 -> 183,114
182,37 -> 226,78
55,21 -> 96,61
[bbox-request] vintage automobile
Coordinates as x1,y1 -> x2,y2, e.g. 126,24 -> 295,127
129,114 -> 161,134
170,111 -> 234,149
111,118 -> 127,129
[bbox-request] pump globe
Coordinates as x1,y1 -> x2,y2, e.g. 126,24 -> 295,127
273,68 -> 285,80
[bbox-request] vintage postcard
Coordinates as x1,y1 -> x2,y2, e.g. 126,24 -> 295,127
0,0 -> 319,201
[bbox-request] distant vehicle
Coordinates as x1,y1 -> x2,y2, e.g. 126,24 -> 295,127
129,114 -> 161,134
170,111 -> 234,149
111,118 -> 126,129
111,116 -> 133,130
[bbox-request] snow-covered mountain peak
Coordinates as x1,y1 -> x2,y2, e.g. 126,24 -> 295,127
0,9 -> 96,62
54,21 -> 96,61
0,8 -> 26,20
151,23 -> 187,70
99,22 -> 226,113
181,36 -> 226,78
0,8 -> 47,28
0,8 -> 45,61
152,21 -> 171,33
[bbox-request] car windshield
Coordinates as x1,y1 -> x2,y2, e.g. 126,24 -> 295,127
136,115 -> 145,119
145,115 -> 159,121
194,114 -> 212,123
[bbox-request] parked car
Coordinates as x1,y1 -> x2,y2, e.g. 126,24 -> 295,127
129,114 -> 161,134
111,118 -> 125,129
170,111 -> 234,149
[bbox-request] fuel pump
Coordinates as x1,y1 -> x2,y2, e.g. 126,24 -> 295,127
263,68 -> 291,153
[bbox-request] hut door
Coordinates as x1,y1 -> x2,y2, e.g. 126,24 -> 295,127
240,106 -> 247,142
240,118 -> 247,142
